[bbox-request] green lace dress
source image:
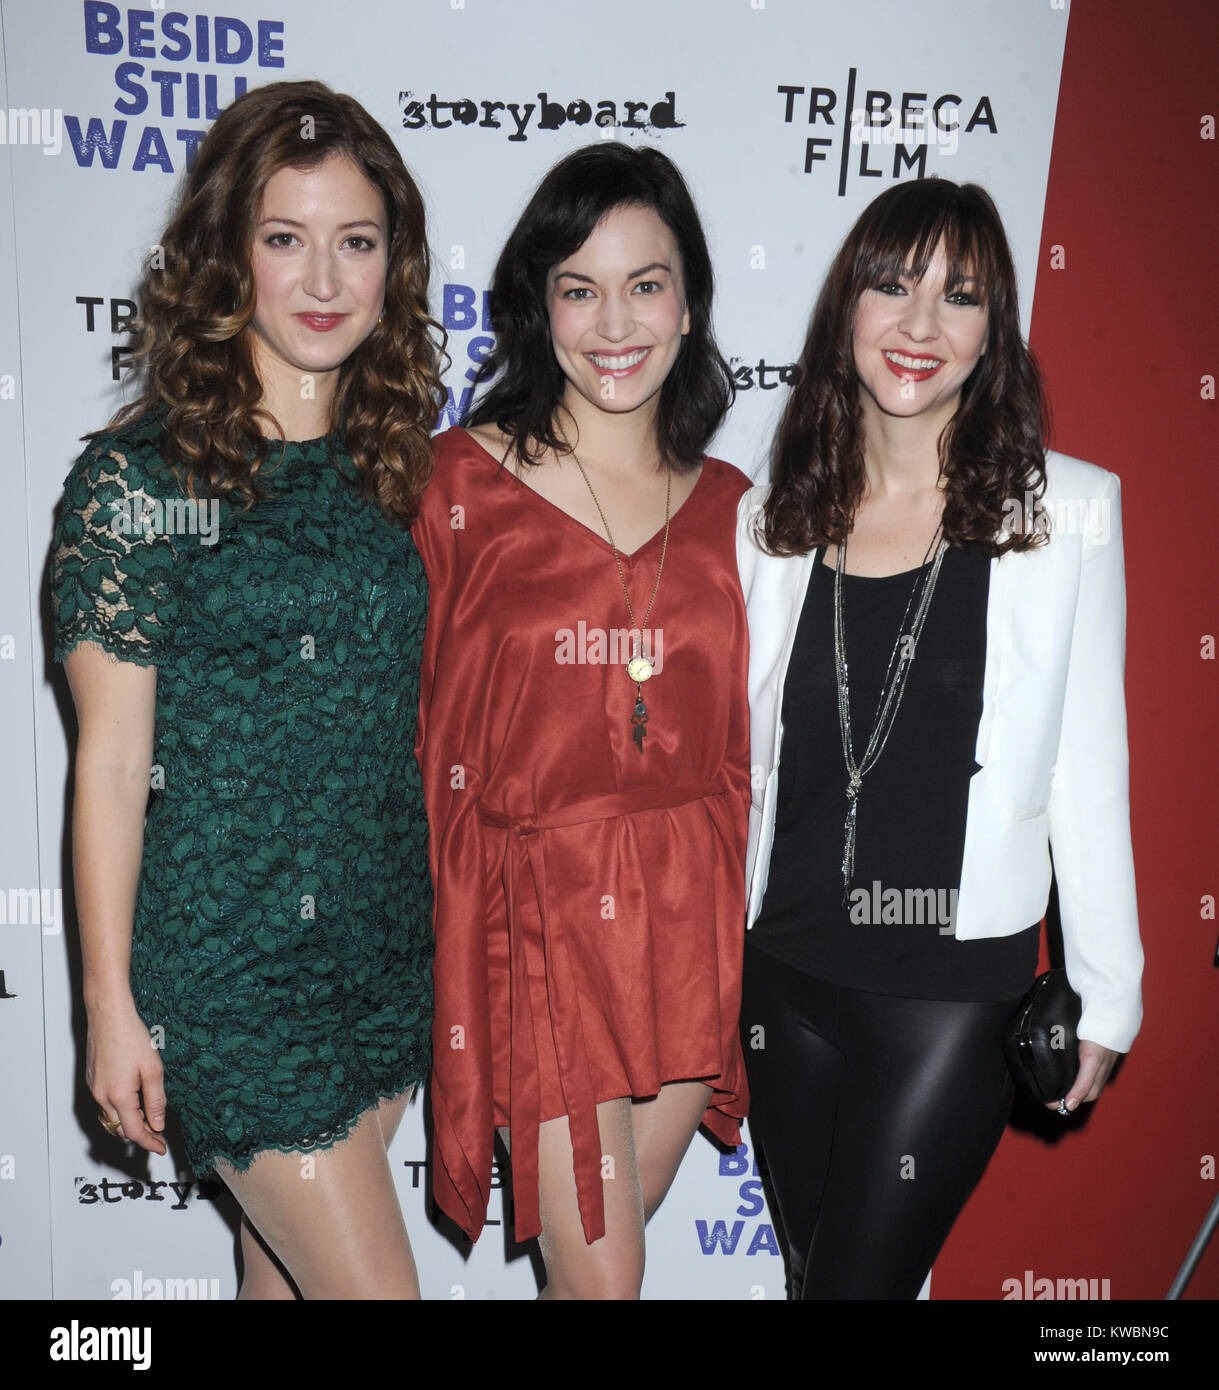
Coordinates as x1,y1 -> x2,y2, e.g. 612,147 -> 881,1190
51,411 -> 432,1173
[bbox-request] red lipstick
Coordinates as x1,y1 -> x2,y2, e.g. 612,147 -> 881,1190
296,313 -> 348,333
882,350 -> 944,382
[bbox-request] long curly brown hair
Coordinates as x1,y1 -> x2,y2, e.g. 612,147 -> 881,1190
102,79 -> 445,526
759,179 -> 1049,557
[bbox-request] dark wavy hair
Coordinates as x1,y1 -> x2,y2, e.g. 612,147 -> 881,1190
465,142 -> 734,471
101,79 -> 445,526
759,178 -> 1049,556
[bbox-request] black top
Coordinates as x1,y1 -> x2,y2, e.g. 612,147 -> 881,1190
749,543 -> 1039,1001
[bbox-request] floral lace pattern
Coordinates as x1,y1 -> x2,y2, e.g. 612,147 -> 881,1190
52,413 -> 432,1172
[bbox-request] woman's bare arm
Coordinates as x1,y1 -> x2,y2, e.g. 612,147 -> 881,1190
65,641 -> 167,1155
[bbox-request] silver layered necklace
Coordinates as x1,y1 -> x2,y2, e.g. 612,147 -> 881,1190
834,522 -> 948,901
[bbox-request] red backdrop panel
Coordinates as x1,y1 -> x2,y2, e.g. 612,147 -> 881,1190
933,0 -> 1219,1300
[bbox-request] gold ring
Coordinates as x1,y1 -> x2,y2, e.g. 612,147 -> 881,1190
98,1113 -> 123,1137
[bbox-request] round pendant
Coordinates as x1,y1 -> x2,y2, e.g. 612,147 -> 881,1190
626,654 -> 654,683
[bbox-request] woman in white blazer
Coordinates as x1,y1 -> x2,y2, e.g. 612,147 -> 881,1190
737,179 -> 1142,1299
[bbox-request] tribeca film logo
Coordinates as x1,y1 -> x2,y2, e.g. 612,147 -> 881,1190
849,107 -> 959,156
398,88 -> 684,141
0,108 -> 63,155
79,293 -> 141,382
777,69 -> 997,195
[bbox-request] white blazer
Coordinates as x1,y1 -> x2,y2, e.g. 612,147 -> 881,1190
738,451 -> 1144,1053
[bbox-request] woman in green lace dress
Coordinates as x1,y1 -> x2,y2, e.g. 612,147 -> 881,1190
51,81 -> 443,1299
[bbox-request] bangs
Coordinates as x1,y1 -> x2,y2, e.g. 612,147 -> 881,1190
852,182 -> 1007,298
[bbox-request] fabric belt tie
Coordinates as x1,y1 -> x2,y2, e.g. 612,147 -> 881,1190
476,776 -> 728,1245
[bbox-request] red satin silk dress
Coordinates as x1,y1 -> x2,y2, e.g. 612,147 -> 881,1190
413,427 -> 751,1245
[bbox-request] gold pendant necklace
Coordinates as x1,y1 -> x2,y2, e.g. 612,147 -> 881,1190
626,651 -> 654,683
571,448 -> 671,753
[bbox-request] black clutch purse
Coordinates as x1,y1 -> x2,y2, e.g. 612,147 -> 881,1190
1003,968 -> 1082,1105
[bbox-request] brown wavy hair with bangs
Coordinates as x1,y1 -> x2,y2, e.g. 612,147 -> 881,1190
758,178 -> 1049,558
103,79 -> 445,526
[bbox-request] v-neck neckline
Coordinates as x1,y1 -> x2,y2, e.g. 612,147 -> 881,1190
458,426 -> 706,563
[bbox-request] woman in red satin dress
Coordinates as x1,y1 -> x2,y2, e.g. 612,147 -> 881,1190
414,143 -> 751,1298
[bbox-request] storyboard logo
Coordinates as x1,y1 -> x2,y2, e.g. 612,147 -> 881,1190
75,1174 -> 225,1209
729,357 -> 798,392
398,88 -> 684,141
777,68 -> 997,196
65,3 -> 287,173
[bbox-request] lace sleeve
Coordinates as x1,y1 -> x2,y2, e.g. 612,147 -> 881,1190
51,433 -> 179,666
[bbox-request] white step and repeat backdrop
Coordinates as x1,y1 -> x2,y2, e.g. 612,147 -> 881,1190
2,0 -> 1067,1300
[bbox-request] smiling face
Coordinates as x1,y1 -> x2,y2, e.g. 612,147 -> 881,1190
547,203 -> 691,424
247,153 -> 388,403
851,239 -> 989,432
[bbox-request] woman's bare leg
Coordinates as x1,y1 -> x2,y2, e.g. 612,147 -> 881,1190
220,1089 -> 419,1300
631,1080 -> 713,1220
236,1213 -> 298,1300
522,1081 -> 712,1299
532,1097 -> 645,1300
375,1087 -> 412,1149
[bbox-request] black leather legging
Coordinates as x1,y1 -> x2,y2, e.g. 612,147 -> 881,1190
741,940 -> 1019,1299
